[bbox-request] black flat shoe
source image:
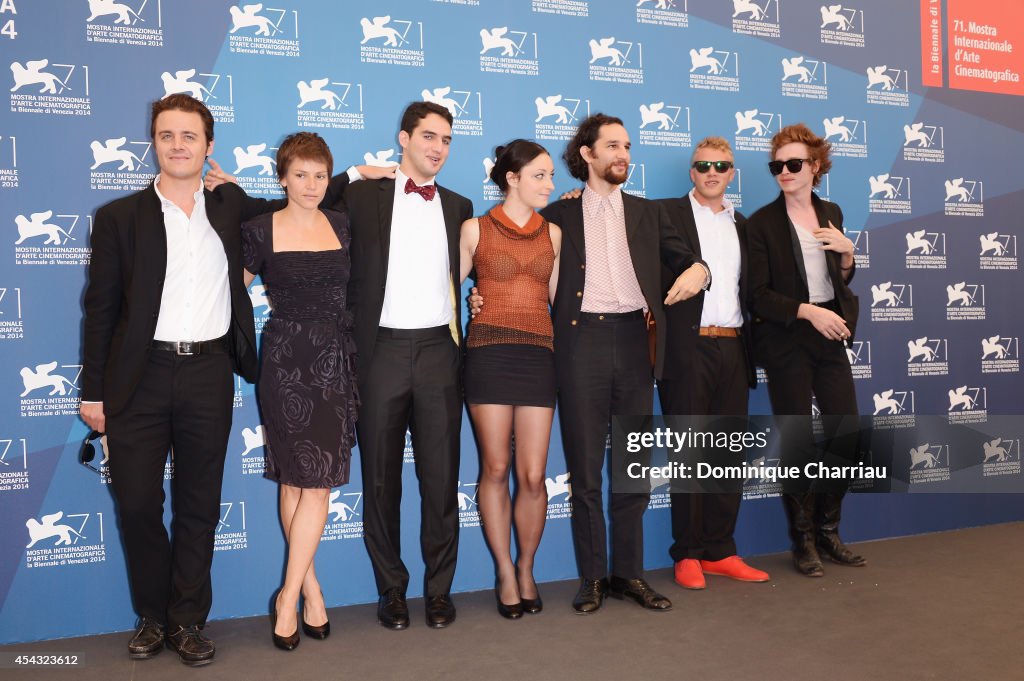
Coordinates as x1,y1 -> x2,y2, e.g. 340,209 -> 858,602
377,588 -> 409,630
165,625 -> 215,666
270,591 -> 299,651
572,578 -> 608,614
608,576 -> 672,611
425,594 -> 456,628
127,617 -> 164,659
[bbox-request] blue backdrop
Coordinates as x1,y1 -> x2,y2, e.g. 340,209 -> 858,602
2,0 -> 1022,644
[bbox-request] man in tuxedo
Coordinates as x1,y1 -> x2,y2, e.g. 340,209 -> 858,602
80,94 -> 286,665
654,137 -> 770,591
339,102 -> 473,630
541,113 -> 708,614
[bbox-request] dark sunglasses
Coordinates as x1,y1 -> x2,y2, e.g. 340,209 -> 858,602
79,430 -> 105,473
692,160 -> 734,173
768,158 -> 810,175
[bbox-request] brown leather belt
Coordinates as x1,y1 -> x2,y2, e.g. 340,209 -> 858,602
699,326 -> 741,338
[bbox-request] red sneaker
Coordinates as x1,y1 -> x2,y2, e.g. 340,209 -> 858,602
673,559 -> 706,590
700,556 -> 770,583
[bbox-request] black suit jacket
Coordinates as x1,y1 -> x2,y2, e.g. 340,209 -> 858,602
542,192 -> 699,381
328,176 -> 473,377
82,182 -> 281,416
655,196 -> 756,387
747,191 -> 859,363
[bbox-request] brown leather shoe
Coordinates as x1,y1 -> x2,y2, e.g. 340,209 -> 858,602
127,617 -> 164,660
165,625 -> 215,667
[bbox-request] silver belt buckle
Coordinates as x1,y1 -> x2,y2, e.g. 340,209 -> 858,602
176,341 -> 196,356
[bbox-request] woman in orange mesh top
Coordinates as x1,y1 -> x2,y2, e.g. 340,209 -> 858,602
459,139 -> 562,620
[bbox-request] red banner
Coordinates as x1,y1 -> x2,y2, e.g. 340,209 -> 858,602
921,0 -> 944,87
947,0 -> 1024,95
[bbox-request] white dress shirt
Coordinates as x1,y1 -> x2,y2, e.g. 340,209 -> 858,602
152,176 -> 231,342
690,190 -> 743,328
379,168 -> 453,328
793,220 -> 836,303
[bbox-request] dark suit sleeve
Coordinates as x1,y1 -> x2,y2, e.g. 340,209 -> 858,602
324,170 -> 352,212
81,206 -> 122,402
832,202 -> 856,284
747,214 -> 802,326
657,202 -> 702,282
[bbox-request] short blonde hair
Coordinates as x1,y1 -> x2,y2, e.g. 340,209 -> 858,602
691,136 -> 734,162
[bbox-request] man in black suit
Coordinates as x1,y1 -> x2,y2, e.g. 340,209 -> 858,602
205,102 -> 467,629
336,102 -> 472,630
654,137 -> 769,591
80,94 -> 283,666
541,114 -> 708,614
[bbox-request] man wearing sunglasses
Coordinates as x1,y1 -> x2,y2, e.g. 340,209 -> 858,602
654,137 -> 769,591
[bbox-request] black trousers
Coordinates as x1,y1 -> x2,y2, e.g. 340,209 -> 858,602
106,349 -> 233,629
659,335 -> 749,562
356,326 -> 461,597
760,320 -> 860,494
557,312 -> 652,580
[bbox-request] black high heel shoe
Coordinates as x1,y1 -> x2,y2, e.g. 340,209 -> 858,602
270,590 -> 300,651
520,591 -> 543,615
301,591 -> 330,640
495,577 -> 523,620
517,565 -> 543,614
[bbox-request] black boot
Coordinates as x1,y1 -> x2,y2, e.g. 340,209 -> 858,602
814,492 -> 867,567
781,493 -> 824,577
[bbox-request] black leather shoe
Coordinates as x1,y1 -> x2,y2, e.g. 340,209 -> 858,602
270,593 -> 299,651
377,588 -> 409,630
608,576 -> 672,611
301,591 -> 330,639
521,592 -> 543,615
572,578 -> 608,615
783,493 -> 825,577
792,539 -> 826,577
425,594 -> 456,628
127,617 -> 164,659
816,532 -> 867,567
165,625 -> 215,666
302,616 -> 330,640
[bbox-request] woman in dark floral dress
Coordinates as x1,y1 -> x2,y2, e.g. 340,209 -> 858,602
241,132 -> 357,650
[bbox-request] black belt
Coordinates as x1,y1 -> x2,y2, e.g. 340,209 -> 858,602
378,325 -> 451,340
150,334 -> 231,356
579,310 -> 645,322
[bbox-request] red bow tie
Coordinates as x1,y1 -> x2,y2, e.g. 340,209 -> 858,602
404,177 -> 436,201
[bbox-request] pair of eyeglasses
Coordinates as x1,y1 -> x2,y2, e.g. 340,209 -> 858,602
692,160 -> 734,173
768,158 -> 810,175
79,430 -> 105,473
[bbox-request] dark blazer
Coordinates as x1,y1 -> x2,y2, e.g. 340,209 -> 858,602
655,195 -> 756,387
330,176 -> 473,377
82,182 -> 280,416
542,192 -> 699,381
747,191 -> 859,360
